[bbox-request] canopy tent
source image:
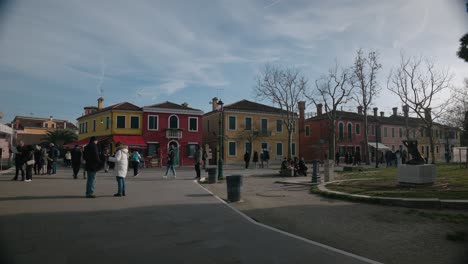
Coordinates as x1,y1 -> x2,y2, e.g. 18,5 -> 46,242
63,136 -> 110,148
112,135 -> 146,149
367,142 -> 390,150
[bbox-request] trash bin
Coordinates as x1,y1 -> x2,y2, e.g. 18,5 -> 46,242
206,167 -> 217,184
311,160 -> 320,183
226,175 -> 242,202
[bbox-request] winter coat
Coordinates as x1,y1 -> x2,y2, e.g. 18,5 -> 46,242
71,147 -> 82,165
108,146 -> 129,178
252,151 -> 258,163
84,141 -> 101,172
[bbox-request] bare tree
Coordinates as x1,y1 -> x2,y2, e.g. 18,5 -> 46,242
351,49 -> 382,165
387,55 -> 452,164
254,63 -> 307,159
305,61 -> 353,158
443,79 -> 468,129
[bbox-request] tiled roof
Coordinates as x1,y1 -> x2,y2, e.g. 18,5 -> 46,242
12,116 -> 78,130
145,101 -> 201,111
78,102 -> 141,120
205,99 -> 290,115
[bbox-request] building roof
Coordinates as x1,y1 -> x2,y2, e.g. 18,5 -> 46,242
144,101 -> 202,111
204,99 -> 291,116
11,116 -> 78,130
77,102 -> 142,120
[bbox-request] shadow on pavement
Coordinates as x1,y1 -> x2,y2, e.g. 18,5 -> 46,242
0,195 -> 117,201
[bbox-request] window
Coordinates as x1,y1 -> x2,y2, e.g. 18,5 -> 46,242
207,120 -> 210,132
130,116 -> 139,129
391,128 -> 395,138
169,115 -> 178,128
44,123 -> 49,128
51,123 -> 55,128
245,142 -> 252,154
347,123 -> 352,140
85,122 -> 88,133
399,128 -> 402,138
292,143 -> 296,156
392,145 -> 395,152
93,120 -> 96,131
338,123 -> 344,140
228,116 -> 236,130
116,116 -> 125,128
276,143 -> 283,156
189,117 -> 198,131
261,119 -> 268,133
106,117 -> 110,129
305,126 -> 310,136
245,117 -> 252,130
371,125 -> 375,136
187,143 -> 198,157
228,141 -> 236,156
276,120 -> 282,132
148,115 -> 158,130
384,127 -> 388,137
435,130 -> 439,138
356,124 -> 361,135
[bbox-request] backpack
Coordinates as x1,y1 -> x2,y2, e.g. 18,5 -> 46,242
132,152 -> 141,162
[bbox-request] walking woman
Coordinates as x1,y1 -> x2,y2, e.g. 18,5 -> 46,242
108,142 -> 129,197
163,145 -> 176,179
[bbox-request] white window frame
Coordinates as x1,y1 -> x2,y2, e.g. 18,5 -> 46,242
147,115 -> 159,131
188,117 -> 198,132
228,141 -> 237,156
168,114 -> 179,129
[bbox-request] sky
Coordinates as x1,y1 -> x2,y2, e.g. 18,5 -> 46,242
0,0 -> 467,124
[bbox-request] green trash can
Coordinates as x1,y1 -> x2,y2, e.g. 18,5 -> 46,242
206,168 -> 217,184
226,175 -> 242,202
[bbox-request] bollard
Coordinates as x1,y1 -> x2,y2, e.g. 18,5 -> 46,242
226,175 -> 242,202
206,167 -> 217,184
312,160 -> 320,183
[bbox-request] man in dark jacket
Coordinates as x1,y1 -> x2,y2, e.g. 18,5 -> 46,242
244,151 -> 251,169
83,137 -> 101,198
71,145 -> 82,179
12,141 -> 26,181
48,143 -> 59,175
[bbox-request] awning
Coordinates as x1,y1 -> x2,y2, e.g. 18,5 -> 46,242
368,142 -> 390,150
64,136 -> 110,148
112,135 -> 146,148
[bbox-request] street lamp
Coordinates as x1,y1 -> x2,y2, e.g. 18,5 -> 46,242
217,99 -> 224,180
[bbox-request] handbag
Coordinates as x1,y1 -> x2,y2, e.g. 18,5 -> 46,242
26,160 -> 35,165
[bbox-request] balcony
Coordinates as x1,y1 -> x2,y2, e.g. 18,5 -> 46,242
258,130 -> 272,137
166,128 -> 182,139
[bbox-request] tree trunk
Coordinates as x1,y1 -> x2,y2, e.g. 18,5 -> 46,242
364,111 -> 370,165
329,120 -> 336,159
428,125 -> 436,164
287,129 -> 292,159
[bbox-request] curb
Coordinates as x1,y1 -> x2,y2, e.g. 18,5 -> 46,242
0,168 -> 14,175
313,179 -> 468,210
195,180 -> 382,264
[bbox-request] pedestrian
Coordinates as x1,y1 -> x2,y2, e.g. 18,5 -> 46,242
34,145 -> 42,175
252,151 -> 258,169
244,151 -> 251,169
260,151 -> 264,168
108,142 -> 129,197
71,145 -> 82,179
83,136 -> 101,198
64,150 -> 72,167
11,140 -> 26,181
264,150 -> 270,168
344,152 -> 349,165
130,150 -> 142,176
194,146 -> 202,180
335,152 -> 340,166
41,147 -> 48,175
202,147 -> 207,169
25,146 -> 35,182
103,147 -> 110,172
163,145 -> 176,179
48,143 -> 59,175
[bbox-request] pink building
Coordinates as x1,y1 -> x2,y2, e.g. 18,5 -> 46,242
142,102 -> 203,167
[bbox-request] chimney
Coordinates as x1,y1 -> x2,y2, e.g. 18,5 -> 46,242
424,108 -> 432,122
373,107 -> 378,117
392,107 -> 397,116
380,111 -> 385,117
402,105 -> 409,118
298,101 -> 305,120
97,97 -> 104,110
212,97 -> 218,112
317,103 -> 323,115
49,115 -> 53,120
182,102 -> 188,107
357,106 -> 363,114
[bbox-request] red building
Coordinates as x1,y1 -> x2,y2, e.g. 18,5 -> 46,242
142,102 -> 203,167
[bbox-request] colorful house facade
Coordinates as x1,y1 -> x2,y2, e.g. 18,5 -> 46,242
142,101 -> 203,167
203,98 -> 299,166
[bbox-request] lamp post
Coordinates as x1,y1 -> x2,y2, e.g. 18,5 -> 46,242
375,122 -> 379,168
217,99 -> 224,180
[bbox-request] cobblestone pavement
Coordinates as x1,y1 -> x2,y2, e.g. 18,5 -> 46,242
204,173 -> 468,264
0,166 -> 379,264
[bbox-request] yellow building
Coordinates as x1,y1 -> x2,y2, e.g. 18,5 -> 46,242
73,97 -> 145,152
202,98 -> 299,166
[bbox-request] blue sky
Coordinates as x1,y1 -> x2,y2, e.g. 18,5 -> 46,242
0,0 -> 467,124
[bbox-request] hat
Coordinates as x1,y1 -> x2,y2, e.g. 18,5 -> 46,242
90,136 -> 97,142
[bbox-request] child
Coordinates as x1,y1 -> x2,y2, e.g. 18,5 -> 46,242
108,142 -> 129,197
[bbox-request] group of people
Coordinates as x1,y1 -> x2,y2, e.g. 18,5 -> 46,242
11,141 -> 60,182
335,151 -> 361,166
384,150 -> 408,167
280,156 -> 308,176
242,149 -> 270,169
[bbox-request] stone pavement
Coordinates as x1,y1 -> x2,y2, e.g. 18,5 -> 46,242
0,166 -> 380,264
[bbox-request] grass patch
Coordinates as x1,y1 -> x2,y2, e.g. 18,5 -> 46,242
403,209 -> 468,224
328,164 -> 468,200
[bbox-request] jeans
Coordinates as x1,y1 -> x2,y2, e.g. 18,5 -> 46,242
195,163 -> 200,178
116,176 -> 126,194
86,171 -> 97,195
52,161 -> 57,174
164,164 -> 176,176
132,161 -> 139,176
14,162 -> 25,180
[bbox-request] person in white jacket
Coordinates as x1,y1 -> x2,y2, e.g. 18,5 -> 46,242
108,142 -> 129,197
